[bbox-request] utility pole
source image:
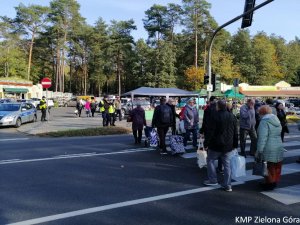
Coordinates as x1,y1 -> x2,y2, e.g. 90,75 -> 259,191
206,0 -> 274,98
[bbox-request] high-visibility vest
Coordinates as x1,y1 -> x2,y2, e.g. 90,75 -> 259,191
99,100 -> 105,112
108,104 -> 115,114
39,99 -> 47,110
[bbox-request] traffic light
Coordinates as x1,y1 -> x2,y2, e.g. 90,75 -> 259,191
204,74 -> 209,85
212,73 -> 216,91
241,0 -> 256,29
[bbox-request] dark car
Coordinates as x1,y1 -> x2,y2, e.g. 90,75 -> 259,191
286,98 -> 300,108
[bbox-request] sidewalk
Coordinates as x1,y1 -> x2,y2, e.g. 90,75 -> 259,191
17,113 -> 133,135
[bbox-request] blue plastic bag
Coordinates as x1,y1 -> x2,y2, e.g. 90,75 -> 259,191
231,150 -> 246,178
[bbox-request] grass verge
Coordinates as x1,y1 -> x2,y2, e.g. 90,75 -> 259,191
38,126 -> 131,137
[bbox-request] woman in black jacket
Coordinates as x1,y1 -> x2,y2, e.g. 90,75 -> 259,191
275,102 -> 288,142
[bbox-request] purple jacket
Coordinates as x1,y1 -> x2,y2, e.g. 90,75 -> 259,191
130,107 -> 146,130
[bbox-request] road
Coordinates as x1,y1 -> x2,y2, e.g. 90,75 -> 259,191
0,126 -> 300,225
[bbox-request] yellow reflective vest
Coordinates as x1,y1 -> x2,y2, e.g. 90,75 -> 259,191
99,100 -> 105,112
108,104 -> 115,114
39,99 -> 47,110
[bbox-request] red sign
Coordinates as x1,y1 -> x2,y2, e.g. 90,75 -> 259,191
41,77 -> 52,89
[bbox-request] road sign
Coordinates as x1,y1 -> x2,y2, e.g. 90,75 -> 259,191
207,84 -> 213,91
41,77 -> 52,89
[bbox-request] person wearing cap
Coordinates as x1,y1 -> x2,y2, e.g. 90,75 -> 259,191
130,102 -> 146,144
183,98 -> 199,148
203,100 -> 238,192
39,96 -> 47,121
99,95 -> 110,126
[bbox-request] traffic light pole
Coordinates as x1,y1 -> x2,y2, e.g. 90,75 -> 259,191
207,0 -> 274,98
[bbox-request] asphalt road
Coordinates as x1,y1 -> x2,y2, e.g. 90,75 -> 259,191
1,130 -> 300,225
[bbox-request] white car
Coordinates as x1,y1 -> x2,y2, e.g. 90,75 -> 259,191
0,102 -> 37,127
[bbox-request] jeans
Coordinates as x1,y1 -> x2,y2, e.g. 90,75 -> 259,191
207,149 -> 234,188
157,126 -> 169,151
184,128 -> 198,147
240,127 -> 257,155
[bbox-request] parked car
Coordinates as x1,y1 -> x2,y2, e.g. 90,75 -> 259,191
63,97 -> 78,107
121,100 -> 151,116
0,98 -> 13,104
0,102 -> 37,127
286,98 -> 300,108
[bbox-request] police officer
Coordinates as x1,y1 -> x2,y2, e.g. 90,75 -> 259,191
39,96 -> 47,121
108,100 -> 116,126
99,96 -> 110,126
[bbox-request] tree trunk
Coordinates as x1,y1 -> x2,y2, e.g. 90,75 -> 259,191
27,30 -> 35,81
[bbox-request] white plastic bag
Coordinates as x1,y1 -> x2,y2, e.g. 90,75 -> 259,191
231,150 -> 246,178
197,150 -> 207,169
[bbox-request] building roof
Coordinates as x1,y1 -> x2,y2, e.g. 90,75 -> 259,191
240,90 -> 300,97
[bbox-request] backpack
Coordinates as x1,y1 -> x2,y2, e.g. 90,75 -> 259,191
159,105 -> 172,124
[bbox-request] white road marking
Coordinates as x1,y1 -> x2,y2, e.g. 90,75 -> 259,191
7,163 -> 300,225
261,184 -> 300,205
0,148 -> 155,165
0,138 -> 29,142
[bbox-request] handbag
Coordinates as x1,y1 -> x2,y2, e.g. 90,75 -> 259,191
252,160 -> 268,176
197,150 -> 207,169
231,150 -> 246,178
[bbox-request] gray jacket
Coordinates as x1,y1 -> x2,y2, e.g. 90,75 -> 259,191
184,105 -> 199,129
239,104 -> 256,130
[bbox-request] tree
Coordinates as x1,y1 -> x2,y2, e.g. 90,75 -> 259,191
14,3 -> 49,81
252,32 -> 283,85
108,19 -> 136,96
184,66 -> 204,90
48,0 -> 85,92
182,0 -> 211,69
227,29 -> 256,83
143,4 -> 169,46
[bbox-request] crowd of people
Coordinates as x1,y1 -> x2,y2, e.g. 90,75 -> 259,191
74,95 -> 123,126
64,94 -> 300,190
128,96 -> 300,192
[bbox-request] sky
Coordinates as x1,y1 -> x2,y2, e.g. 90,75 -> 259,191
0,0 -> 299,42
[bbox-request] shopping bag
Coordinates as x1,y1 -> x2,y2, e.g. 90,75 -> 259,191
231,150 -> 246,178
197,150 -> 207,169
149,129 -> 159,147
252,161 -> 268,176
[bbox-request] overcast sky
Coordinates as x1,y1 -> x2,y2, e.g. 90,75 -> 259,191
1,0 -> 299,42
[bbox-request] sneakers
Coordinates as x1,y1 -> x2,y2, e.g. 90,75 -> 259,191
203,180 -> 218,186
222,186 -> 232,192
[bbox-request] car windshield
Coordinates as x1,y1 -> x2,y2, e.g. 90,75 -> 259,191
0,104 -> 20,111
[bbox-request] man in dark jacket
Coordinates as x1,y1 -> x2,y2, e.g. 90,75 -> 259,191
203,100 -> 238,192
200,96 -> 223,172
166,98 -> 179,135
239,99 -> 257,157
152,97 -> 173,155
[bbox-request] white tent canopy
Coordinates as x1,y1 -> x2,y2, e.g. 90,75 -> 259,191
122,87 -> 199,99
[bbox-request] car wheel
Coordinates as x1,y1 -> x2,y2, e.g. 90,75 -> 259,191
15,118 -> 22,128
64,103 -> 68,107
